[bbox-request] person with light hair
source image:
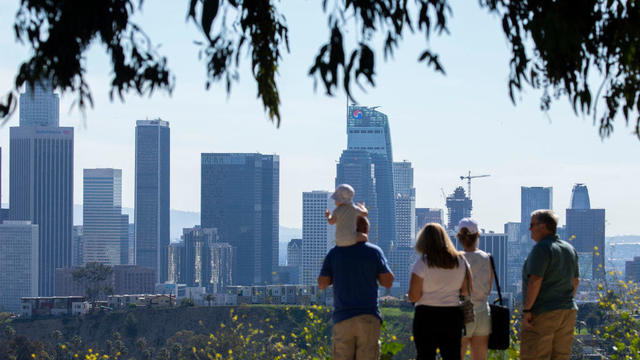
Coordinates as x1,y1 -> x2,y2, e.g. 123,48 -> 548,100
409,223 -> 471,360
520,209 -> 579,360
457,218 -> 492,360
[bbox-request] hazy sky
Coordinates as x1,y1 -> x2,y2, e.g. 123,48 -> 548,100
1,1 -> 639,235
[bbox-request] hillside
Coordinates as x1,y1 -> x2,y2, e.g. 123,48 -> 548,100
7,305 -> 415,359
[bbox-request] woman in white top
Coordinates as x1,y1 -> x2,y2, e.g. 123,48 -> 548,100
457,218 -> 493,360
409,223 -> 472,360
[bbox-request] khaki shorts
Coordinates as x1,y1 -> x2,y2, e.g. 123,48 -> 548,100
464,308 -> 492,337
520,308 -> 577,360
332,314 -> 381,360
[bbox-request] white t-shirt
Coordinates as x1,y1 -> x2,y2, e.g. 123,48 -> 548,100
332,203 -> 366,246
462,249 -> 492,311
411,256 -> 468,307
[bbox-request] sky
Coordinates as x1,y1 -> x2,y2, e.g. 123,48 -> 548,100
1,1 -> 639,236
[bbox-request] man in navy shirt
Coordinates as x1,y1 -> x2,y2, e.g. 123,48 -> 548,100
318,218 -> 394,360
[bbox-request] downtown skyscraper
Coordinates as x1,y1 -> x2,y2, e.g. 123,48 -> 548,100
301,191 -> 335,285
0,221 -> 39,312
446,187 -> 472,231
10,82 -> 73,296
520,186 -> 553,257
0,147 -> 7,222
134,120 -> 170,283
337,105 -> 396,254
566,184 -> 605,280
83,169 -> 129,265
336,150 -> 379,245
393,161 -> 416,248
177,227 -> 233,293
570,183 -> 591,209
201,153 -> 279,285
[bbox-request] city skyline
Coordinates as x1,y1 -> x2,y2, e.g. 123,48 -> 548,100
0,1 -> 639,236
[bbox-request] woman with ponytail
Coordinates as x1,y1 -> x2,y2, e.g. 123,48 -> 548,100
457,218 -> 493,360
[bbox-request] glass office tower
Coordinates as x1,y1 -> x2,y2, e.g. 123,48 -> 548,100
135,120 -> 170,283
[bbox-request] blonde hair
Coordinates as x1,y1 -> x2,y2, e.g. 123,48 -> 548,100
415,223 -> 460,269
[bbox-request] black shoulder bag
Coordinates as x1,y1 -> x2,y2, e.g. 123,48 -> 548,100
488,254 -> 510,350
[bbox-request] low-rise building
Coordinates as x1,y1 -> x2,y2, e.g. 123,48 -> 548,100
108,294 -> 176,309
20,296 -> 89,318
215,284 -> 330,305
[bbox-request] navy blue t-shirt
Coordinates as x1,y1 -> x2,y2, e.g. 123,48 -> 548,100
319,242 -> 392,324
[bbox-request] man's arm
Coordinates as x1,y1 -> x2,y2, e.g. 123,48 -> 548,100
523,274 -> 543,328
378,271 -> 394,289
318,275 -> 332,289
318,249 -> 333,289
573,277 -> 580,297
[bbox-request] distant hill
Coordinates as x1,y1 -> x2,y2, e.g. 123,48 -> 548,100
606,235 -> 640,244
72,205 -> 301,264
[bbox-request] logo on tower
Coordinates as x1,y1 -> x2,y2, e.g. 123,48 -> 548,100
353,109 -> 363,119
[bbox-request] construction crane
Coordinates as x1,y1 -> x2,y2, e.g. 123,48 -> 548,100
460,171 -> 490,198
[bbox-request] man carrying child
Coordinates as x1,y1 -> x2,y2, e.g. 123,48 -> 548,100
318,184 -> 394,360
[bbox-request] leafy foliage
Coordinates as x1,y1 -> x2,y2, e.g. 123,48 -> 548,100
1,0 -> 172,122
593,277 -> 640,359
72,262 -> 114,305
2,0 -> 639,137
482,0 -> 640,138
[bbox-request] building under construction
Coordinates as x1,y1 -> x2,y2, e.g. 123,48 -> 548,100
446,187 -> 472,230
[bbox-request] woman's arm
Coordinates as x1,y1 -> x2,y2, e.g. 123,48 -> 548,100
408,273 -> 423,303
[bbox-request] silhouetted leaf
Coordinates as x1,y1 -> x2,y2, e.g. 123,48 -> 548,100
201,0 -> 219,41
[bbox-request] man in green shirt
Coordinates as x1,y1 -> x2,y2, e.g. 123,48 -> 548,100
521,209 -> 579,360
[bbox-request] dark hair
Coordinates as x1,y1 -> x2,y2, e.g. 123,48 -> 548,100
531,209 -> 559,233
415,223 -> 460,269
356,216 -> 369,234
457,228 -> 479,249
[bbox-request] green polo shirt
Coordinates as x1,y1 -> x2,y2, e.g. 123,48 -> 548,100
522,234 -> 579,315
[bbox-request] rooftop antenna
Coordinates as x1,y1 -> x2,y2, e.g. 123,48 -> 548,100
459,171 -> 490,198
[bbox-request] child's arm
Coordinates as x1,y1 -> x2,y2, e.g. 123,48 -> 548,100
356,232 -> 368,243
356,202 -> 368,216
325,209 -> 337,224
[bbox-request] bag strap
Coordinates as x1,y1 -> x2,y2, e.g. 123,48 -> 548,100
489,254 -> 503,305
460,255 -> 471,297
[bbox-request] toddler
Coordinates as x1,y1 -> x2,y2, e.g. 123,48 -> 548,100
325,184 -> 369,246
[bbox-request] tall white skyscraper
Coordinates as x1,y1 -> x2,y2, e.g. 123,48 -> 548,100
504,222 -> 521,292
393,161 -> 416,247
83,169 -> 129,265
301,191 -> 335,285
0,221 -> 39,313
10,83 -> 73,296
